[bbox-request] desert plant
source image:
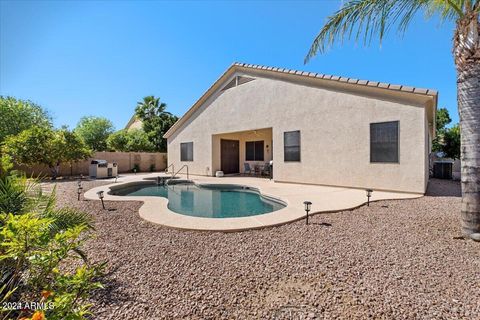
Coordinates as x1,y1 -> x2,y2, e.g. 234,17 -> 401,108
0,174 -> 101,319
0,213 -> 103,319
0,174 -> 93,231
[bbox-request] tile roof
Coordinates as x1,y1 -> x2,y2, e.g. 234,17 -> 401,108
232,62 -> 438,96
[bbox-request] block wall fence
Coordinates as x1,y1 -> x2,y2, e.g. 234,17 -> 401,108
14,151 -> 167,177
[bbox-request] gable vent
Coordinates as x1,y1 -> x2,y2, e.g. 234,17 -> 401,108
222,76 -> 255,91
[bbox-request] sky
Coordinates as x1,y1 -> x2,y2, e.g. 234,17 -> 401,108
0,0 -> 458,130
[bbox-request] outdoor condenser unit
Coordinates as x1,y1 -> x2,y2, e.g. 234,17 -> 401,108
89,160 -> 118,179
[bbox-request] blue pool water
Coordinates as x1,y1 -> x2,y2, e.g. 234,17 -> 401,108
111,183 -> 285,218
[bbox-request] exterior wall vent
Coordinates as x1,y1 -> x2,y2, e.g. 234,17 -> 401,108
221,76 -> 255,91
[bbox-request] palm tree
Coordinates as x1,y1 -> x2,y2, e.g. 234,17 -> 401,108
135,96 -> 178,152
305,0 -> 480,239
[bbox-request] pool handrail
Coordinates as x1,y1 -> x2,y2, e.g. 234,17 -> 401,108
165,163 -> 175,175
170,164 -> 189,181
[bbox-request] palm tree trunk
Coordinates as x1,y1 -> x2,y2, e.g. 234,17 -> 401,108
455,14 -> 480,236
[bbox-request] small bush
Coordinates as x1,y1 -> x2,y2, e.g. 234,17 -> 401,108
0,174 -> 102,319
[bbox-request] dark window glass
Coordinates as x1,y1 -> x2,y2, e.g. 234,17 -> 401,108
370,121 -> 399,163
255,141 -> 264,161
180,142 -> 193,161
245,141 -> 264,161
284,131 -> 300,162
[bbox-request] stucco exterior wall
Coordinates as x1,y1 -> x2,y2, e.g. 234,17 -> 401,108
126,118 -> 143,131
167,75 -> 429,193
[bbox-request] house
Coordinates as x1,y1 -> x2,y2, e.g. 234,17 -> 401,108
125,115 -> 143,131
163,63 -> 437,194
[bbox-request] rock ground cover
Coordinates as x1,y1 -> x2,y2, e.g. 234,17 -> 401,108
52,178 -> 479,319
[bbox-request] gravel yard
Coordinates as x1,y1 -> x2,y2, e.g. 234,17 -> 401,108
53,178 -> 479,319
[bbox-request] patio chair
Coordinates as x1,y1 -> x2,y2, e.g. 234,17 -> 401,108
244,163 -> 252,176
261,163 -> 271,176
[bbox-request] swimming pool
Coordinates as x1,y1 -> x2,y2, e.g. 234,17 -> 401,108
110,182 -> 286,218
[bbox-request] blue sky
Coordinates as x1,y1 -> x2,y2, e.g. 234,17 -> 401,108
1,0 -> 458,130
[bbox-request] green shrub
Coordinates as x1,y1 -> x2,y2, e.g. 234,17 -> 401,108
132,164 -> 140,173
0,174 -> 102,319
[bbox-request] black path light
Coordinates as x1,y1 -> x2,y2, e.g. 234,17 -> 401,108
97,190 -> 106,210
77,180 -> 83,201
115,174 -> 118,183
77,185 -> 83,201
303,201 -> 312,225
366,189 -> 373,206
134,168 -> 137,175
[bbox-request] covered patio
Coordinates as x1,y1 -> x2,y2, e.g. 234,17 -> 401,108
211,127 -> 272,176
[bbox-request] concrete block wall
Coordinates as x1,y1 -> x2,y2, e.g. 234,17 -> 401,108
14,151 -> 167,177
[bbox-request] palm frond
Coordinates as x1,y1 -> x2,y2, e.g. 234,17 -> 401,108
471,0 -> 480,12
43,207 -> 94,235
0,175 -> 28,215
0,173 -> 55,217
305,0 -> 466,63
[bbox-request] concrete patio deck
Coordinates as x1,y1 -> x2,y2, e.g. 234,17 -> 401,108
84,173 -> 422,231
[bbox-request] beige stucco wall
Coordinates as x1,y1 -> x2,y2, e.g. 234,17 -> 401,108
167,74 -> 429,193
126,118 -> 143,131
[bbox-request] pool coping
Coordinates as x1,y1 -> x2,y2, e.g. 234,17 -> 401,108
83,173 -> 422,232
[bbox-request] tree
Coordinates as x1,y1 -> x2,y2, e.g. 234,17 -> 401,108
125,128 -> 155,152
432,108 -> 452,152
107,128 -> 155,152
305,1 -> 480,238
106,130 -> 130,151
1,127 -> 91,179
135,96 -> 178,152
444,124 -> 461,159
0,96 -> 52,144
74,116 -> 114,151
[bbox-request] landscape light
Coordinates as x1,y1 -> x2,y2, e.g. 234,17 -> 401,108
77,186 -> 83,201
97,190 -> 105,210
366,189 -> 373,206
303,201 -> 312,225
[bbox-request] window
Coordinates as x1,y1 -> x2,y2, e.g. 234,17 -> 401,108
284,131 -> 300,162
370,121 -> 399,163
246,141 -> 264,161
180,142 -> 193,161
